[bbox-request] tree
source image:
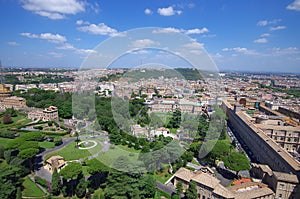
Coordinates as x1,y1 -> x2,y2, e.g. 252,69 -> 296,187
223,152 -> 250,177
2,113 -> 12,124
176,181 -> 183,195
51,168 -> 61,196
17,148 -> 39,159
185,181 -> 197,199
15,187 -> 22,199
75,174 -> 87,198
60,162 -> 82,180
75,131 -> 80,148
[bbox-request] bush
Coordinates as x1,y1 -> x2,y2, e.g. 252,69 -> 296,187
50,128 -> 56,131
33,126 -> 43,130
34,176 -> 48,188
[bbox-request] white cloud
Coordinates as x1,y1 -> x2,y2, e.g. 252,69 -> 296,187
152,27 -> 209,35
57,43 -> 96,55
130,39 -> 160,48
254,38 -> 268,43
261,33 -> 271,37
183,42 -> 204,49
48,52 -> 64,58
222,47 -> 257,55
152,27 -> 182,34
144,8 -> 153,15
287,0 -> 300,11
257,19 -> 281,26
7,41 -> 20,46
271,47 -> 300,56
270,26 -> 286,31
20,32 -> 67,43
157,6 -> 182,16
185,28 -> 209,34
77,23 -> 122,37
21,0 -> 85,20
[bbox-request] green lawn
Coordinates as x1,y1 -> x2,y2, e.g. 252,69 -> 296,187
0,114 -> 30,129
45,139 -> 103,161
0,137 -> 12,148
151,168 -> 173,183
22,176 -> 46,197
38,141 -> 56,149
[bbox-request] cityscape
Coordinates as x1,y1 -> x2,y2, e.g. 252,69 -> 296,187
0,1 -> 300,199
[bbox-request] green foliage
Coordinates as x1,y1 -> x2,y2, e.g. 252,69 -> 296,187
176,181 -> 183,195
86,158 -> 110,175
0,162 -> 21,199
15,88 -> 72,118
223,152 -> 250,176
75,175 -> 87,198
18,148 -> 39,159
34,176 -> 48,188
18,141 -> 39,150
60,162 -> 82,179
16,187 -> 22,199
51,168 -> 61,195
166,108 -> 181,129
185,181 -> 197,199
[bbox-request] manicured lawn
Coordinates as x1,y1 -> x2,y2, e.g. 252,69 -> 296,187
0,114 -> 30,129
38,141 -> 56,149
0,137 -> 13,148
97,144 -> 143,170
45,139 -> 103,161
151,167 -> 173,183
22,176 -> 46,197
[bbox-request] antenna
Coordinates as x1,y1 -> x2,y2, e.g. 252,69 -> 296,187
0,60 -> 4,84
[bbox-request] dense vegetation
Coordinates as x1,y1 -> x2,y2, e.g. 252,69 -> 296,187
5,74 -> 74,85
14,88 -> 72,118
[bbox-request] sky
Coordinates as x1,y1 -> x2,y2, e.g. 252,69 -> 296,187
0,0 -> 300,73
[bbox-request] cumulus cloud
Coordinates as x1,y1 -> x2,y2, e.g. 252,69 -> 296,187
130,39 -> 160,48
144,8 -> 153,15
183,42 -> 204,49
152,27 -> 209,35
270,26 -> 286,31
7,41 -> 20,46
21,0 -> 86,19
261,33 -> 271,37
77,22 -> 123,37
20,32 -> 67,43
287,0 -> 300,11
185,28 -> 209,34
157,6 -> 182,16
254,38 -> 268,43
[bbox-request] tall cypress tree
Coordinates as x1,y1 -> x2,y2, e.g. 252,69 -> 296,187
51,168 -> 61,196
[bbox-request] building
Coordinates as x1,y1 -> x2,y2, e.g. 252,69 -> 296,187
0,96 -> 26,110
44,155 -> 66,173
0,84 -> 12,99
168,167 -> 275,199
28,106 -> 59,121
251,163 -> 300,199
221,99 -> 300,176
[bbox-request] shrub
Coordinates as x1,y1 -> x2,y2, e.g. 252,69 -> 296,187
34,176 -> 48,188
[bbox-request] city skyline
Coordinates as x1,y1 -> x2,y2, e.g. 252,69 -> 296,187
1,0 -> 300,73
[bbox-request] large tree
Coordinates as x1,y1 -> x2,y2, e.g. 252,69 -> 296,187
185,181 -> 197,199
223,152 -> 250,177
51,168 -> 61,196
60,162 -> 82,180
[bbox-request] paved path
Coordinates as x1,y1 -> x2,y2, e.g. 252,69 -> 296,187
34,137 -> 76,182
156,182 -> 175,195
186,162 -> 202,170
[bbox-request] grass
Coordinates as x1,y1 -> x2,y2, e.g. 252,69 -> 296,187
151,167 -> 173,183
155,190 -> 171,199
0,114 -> 30,129
38,141 -> 56,149
97,144 -> 143,170
22,176 -> 46,197
191,158 -> 200,166
0,137 -> 13,148
93,188 -> 105,199
45,139 -> 103,161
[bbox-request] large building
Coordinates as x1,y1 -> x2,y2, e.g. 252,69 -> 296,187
221,99 -> 300,176
0,84 -> 12,99
28,106 -> 59,121
0,96 -> 26,110
168,167 -> 275,199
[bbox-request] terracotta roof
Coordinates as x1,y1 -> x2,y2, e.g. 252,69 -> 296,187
233,178 -> 252,185
191,172 -> 220,189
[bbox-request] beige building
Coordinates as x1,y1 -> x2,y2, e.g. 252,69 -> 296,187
44,155 -> 66,173
0,96 -> 26,110
169,167 -> 274,199
28,106 -> 59,121
251,163 -> 300,199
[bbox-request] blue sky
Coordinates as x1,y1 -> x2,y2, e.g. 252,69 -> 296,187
0,0 -> 300,73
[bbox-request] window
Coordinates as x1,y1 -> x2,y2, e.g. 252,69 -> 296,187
279,184 -> 284,189
278,193 -> 282,199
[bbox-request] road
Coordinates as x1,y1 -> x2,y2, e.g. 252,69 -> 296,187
34,137 -> 76,182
